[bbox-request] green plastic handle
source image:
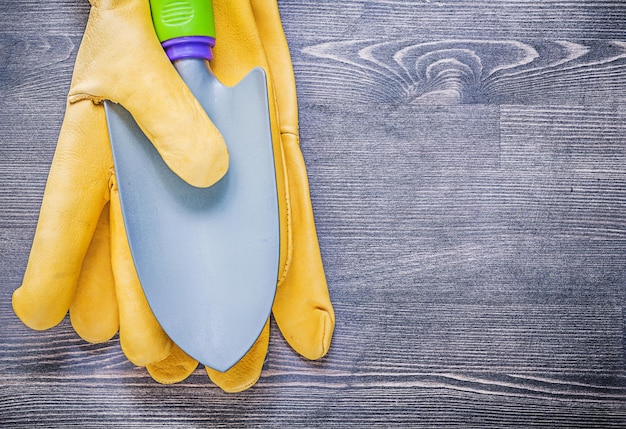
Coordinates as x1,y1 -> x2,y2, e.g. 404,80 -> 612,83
150,0 -> 216,42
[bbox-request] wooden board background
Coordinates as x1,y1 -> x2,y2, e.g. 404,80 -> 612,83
1,0 -> 625,427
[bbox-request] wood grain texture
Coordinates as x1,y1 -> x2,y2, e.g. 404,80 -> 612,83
293,39 -> 626,105
1,0 -> 625,427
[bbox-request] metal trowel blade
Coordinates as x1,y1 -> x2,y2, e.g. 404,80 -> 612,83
104,60 -> 279,372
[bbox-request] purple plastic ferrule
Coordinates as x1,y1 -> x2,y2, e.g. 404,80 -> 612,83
162,36 -> 216,62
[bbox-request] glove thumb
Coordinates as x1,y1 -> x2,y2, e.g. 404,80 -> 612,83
71,0 -> 229,188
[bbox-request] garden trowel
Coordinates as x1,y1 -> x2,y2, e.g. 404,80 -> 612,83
103,0 -> 279,372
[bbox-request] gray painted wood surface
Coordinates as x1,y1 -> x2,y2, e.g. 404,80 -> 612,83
1,0 -> 625,427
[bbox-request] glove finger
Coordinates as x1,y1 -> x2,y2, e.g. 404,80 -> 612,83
12,101 -> 112,330
146,343 -> 199,384
273,135 -> 335,360
212,0 -> 268,85
117,62 -> 229,188
109,181 -> 172,366
72,1 -> 228,188
206,319 -> 270,393
70,204 -> 120,343
249,0 -> 335,359
249,0 -> 299,135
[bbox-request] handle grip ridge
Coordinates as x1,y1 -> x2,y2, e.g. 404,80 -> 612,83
150,0 -> 216,61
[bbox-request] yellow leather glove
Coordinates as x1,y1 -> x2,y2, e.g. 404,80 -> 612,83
13,0 -> 334,393
11,0 -> 229,366
145,0 -> 335,392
